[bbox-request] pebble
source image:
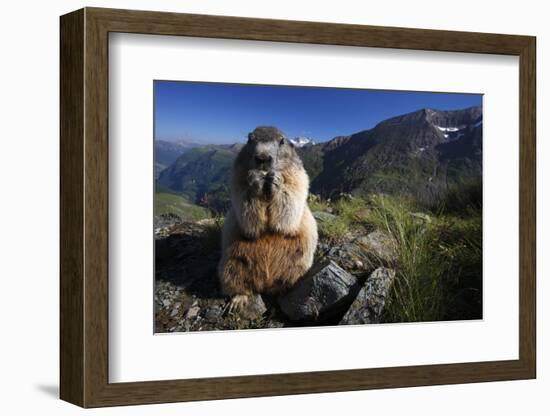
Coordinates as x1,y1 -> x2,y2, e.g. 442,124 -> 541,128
186,305 -> 200,319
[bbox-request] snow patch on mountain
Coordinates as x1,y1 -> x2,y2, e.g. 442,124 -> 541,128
290,136 -> 315,147
436,119 -> 482,142
436,126 -> 460,132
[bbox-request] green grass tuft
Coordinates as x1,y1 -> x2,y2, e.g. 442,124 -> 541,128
316,217 -> 350,244
364,192 -> 482,323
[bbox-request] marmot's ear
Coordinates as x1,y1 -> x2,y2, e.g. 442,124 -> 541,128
247,132 -> 256,143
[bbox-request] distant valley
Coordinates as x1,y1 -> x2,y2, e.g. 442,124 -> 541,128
155,139 -> 201,179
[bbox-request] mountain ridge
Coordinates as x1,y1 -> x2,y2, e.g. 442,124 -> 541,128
156,106 -> 482,209
299,106 -> 482,200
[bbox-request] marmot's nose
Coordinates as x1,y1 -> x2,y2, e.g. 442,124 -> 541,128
255,154 -> 273,166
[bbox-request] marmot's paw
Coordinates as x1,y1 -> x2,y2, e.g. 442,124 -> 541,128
263,171 -> 282,199
266,171 -> 282,188
226,294 -> 250,314
247,170 -> 267,194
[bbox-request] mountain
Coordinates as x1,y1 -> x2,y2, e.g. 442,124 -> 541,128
156,106 -> 482,210
156,143 -> 243,213
299,106 -> 482,202
290,136 -> 315,147
155,140 -> 200,178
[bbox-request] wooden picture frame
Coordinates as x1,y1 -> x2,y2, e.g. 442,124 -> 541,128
60,7 -> 536,408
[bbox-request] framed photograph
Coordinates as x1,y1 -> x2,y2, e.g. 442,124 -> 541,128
60,7 -> 536,408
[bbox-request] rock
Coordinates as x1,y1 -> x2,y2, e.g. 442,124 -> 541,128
154,220 -> 221,289
340,267 -> 396,325
196,218 -> 218,226
337,192 -> 354,201
278,259 -> 358,321
186,305 -> 200,319
237,295 -> 267,320
308,193 -> 321,203
154,213 -> 184,238
317,228 -> 396,275
312,211 -> 337,222
202,304 -> 224,322
264,320 -> 285,329
355,230 -> 396,264
323,230 -> 395,273
326,241 -> 370,273
410,212 -> 432,224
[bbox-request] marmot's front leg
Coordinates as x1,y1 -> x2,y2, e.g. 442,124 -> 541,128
247,169 -> 267,196
239,200 -> 267,239
268,170 -> 307,236
219,212 -> 254,312
219,247 -> 257,313
232,170 -> 269,239
263,170 -> 282,198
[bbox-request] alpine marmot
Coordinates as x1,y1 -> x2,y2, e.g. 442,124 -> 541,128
218,126 -> 318,310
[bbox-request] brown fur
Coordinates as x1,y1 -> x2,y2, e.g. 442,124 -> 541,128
218,127 -> 318,301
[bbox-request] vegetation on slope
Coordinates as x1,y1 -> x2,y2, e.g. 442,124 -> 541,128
154,191 -> 210,221
308,180 -> 482,322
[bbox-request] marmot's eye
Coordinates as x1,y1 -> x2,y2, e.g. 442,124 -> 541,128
279,138 -> 285,146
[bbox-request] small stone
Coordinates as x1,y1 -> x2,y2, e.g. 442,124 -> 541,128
239,295 -> 267,320
162,299 -> 171,308
264,320 -> 285,329
312,211 -> 337,222
203,305 -> 224,322
197,218 -> 217,226
186,305 -> 200,319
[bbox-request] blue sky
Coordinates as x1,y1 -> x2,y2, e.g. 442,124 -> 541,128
154,81 -> 482,144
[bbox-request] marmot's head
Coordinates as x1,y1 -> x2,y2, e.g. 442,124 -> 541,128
243,126 -> 302,172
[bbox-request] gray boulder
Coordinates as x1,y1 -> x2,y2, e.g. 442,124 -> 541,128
355,230 -> 396,265
326,240 -> 372,273
323,230 -> 396,273
278,259 -> 358,321
340,267 -> 396,325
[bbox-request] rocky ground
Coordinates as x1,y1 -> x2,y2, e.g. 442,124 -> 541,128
154,211 -> 399,333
